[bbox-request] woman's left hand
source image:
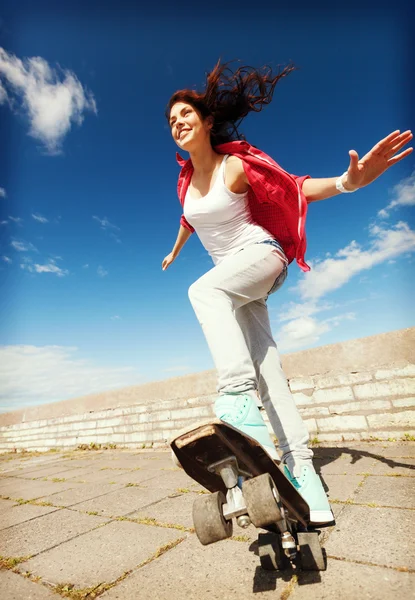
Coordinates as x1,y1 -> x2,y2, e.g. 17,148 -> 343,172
344,130 -> 413,191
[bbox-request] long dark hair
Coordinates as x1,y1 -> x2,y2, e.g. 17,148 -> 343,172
166,59 -> 295,146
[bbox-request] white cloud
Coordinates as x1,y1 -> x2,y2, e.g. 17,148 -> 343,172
32,213 -> 48,223
0,81 -> 7,103
20,258 -> 68,277
0,220 -> 7,225
0,345 -> 142,412
93,216 -> 121,244
83,263 -> 89,268
278,300 -> 334,323
9,216 -> 23,224
92,216 -> 119,231
11,239 -> 37,252
378,171 -> 415,218
1,256 -> 12,263
0,47 -> 97,153
0,187 -> 6,198
97,265 -> 108,277
110,315 -> 121,321
296,221 -> 415,302
277,313 -> 355,352
273,215 -> 415,352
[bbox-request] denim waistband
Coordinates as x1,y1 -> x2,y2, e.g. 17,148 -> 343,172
256,239 -> 287,262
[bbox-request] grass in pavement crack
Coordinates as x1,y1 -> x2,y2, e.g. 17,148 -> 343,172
327,554 -> 415,573
54,582 -> 110,599
330,498 -> 414,510
52,567 -> 134,599
137,537 -> 186,569
230,535 -> 251,542
0,555 -> 32,571
280,574 -> 298,600
115,515 -> 193,532
1,495 -> 56,508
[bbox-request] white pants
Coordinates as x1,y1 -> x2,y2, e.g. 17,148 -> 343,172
188,242 -> 313,470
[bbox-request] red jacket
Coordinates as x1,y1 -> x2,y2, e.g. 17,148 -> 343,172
176,140 -> 311,271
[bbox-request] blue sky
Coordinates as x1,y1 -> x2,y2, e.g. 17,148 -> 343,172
0,0 -> 414,412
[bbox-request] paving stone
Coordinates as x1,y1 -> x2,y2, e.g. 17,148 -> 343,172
82,460 -> 143,471
370,457 -> 415,477
81,468 -> 160,486
36,459 -> 103,470
23,521 -> 184,588
101,533 -> 293,600
313,454 -> 377,477
0,478 -> 81,501
129,491 -> 197,529
4,463 -> 79,479
0,445 -> 413,599
20,467 -> 97,481
292,558 -> 415,599
0,477 -> 19,489
40,481 -> 126,507
325,505 -> 415,569
0,570 -> 62,599
354,475 -> 415,509
323,474 -> 365,502
137,468 -> 195,490
379,442 -> 415,457
0,508 -> 109,556
73,485 -> 171,517
0,499 -> 58,530
330,502 -> 346,520
1,457 -> 66,475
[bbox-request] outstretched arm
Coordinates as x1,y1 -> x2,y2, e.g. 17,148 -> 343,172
162,225 -> 192,271
302,130 -> 413,202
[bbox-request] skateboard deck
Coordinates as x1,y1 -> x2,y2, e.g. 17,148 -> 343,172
170,419 -> 310,526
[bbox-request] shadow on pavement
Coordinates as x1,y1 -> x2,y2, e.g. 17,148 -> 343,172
313,446 -> 415,471
312,446 -> 415,492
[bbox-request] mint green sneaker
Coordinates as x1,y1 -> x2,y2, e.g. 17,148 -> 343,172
214,392 -> 279,461
284,464 -> 334,525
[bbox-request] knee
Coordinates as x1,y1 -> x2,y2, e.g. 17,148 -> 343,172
188,280 -> 203,305
188,278 -> 229,309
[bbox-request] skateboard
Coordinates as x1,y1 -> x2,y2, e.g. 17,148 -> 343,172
170,419 -> 326,571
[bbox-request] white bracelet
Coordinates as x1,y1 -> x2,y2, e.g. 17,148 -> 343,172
336,172 -> 357,193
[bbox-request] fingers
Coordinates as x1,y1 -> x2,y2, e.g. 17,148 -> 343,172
374,129 -> 412,155
385,131 -> 413,159
348,149 -> 359,170
387,146 -> 414,166
372,130 -> 402,153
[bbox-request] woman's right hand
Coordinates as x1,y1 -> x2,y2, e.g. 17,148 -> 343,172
162,252 -> 177,271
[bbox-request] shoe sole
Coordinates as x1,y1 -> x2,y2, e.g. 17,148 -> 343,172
309,509 -> 335,526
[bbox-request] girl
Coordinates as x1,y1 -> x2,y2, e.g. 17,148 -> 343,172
162,60 -> 412,524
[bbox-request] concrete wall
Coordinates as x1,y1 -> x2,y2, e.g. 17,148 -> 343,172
1,328 -> 414,452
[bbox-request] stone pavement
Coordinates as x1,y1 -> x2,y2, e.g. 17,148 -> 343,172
0,441 -> 414,599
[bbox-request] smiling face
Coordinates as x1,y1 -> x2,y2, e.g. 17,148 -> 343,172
169,101 -> 212,151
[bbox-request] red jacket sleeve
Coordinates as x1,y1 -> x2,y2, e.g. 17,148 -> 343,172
180,214 -> 195,233
290,174 -> 311,188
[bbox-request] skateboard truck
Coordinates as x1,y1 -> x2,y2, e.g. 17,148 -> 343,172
207,457 -> 252,527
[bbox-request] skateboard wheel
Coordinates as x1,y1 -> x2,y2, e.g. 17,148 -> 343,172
298,531 -> 326,571
258,532 -> 289,571
192,491 -> 233,546
242,473 -> 284,528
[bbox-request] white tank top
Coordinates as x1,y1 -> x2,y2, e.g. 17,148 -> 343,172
184,155 -> 274,265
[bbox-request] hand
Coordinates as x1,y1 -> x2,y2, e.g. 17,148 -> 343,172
162,252 -> 177,271
343,130 -> 413,191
